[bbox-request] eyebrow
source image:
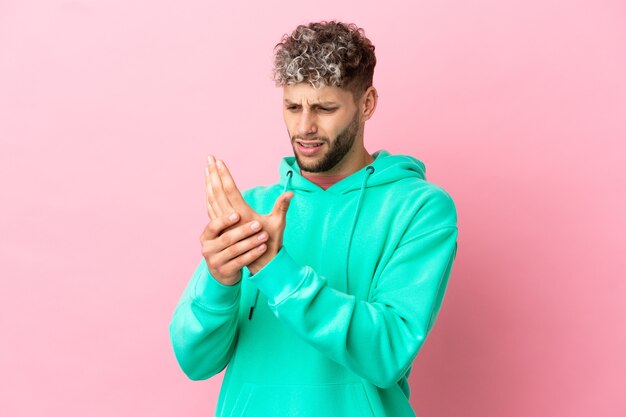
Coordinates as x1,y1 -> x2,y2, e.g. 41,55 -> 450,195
283,100 -> 339,107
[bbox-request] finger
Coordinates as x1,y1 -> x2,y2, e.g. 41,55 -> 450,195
214,226 -> 269,265
208,155 -> 233,217
204,167 -> 217,219
216,220 -> 264,251
206,155 -> 224,217
271,192 -> 294,218
217,243 -> 268,277
216,159 -> 247,206
200,212 -> 241,241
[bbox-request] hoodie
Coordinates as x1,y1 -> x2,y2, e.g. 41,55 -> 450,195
170,150 -> 458,417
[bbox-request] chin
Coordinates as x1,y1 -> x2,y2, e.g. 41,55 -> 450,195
293,154 -> 324,173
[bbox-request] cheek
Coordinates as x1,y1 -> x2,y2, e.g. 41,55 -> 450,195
324,117 -> 350,138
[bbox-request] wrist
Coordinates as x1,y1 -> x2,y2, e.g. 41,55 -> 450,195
193,261 -> 242,309
214,275 -> 242,286
207,265 -> 242,286
248,245 -> 280,275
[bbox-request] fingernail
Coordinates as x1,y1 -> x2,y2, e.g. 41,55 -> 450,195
217,160 -> 224,170
250,221 -> 260,230
257,244 -> 267,253
228,212 -> 238,221
207,155 -> 214,165
257,232 -> 267,241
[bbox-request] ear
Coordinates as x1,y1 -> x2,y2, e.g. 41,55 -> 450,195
359,86 -> 378,122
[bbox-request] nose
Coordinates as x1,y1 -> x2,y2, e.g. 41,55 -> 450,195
296,111 -> 317,137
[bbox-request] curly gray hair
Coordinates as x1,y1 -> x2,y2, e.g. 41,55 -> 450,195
273,21 -> 376,98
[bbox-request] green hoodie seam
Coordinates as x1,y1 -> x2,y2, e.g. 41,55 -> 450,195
398,226 -> 458,248
192,277 -> 241,313
191,297 -> 240,313
268,267 -> 311,308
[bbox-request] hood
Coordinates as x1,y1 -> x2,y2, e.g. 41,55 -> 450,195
278,150 -> 426,194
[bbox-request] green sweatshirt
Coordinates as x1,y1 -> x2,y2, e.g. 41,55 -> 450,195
170,150 -> 458,417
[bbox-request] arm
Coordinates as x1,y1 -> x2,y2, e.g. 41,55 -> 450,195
169,260 -> 241,380
169,158 -> 275,380
249,196 -> 458,388
169,215 -> 269,380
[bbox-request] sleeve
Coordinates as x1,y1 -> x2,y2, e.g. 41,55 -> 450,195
169,259 -> 241,380
248,194 -> 458,389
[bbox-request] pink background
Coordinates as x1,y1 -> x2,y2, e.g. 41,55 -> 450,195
1,0 -> 625,416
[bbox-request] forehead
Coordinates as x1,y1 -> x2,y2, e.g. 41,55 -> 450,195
282,83 -> 354,104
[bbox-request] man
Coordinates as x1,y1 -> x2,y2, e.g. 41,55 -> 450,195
170,21 -> 458,417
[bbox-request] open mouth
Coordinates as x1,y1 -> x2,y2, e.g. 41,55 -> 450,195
295,140 -> 325,155
299,142 -> 322,148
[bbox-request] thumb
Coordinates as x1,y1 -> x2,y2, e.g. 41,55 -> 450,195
272,192 -> 294,218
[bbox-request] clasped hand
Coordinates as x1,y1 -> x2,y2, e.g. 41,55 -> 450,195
200,155 -> 293,285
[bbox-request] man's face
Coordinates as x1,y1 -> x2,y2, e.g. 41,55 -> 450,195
283,83 -> 362,174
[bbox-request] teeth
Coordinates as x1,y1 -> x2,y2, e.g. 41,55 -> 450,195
301,143 -> 321,148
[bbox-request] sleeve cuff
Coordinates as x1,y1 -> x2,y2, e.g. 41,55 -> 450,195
248,247 -> 309,306
193,260 -> 241,310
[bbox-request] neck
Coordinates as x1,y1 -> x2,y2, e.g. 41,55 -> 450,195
300,172 -> 348,190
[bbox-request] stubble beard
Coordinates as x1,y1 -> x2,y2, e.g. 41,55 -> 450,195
292,113 -> 361,174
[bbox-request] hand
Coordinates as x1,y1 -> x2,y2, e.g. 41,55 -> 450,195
205,155 -> 293,274
199,215 -> 269,286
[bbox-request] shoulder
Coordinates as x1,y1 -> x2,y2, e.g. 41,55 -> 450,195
369,151 -> 456,225
389,178 -> 457,230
